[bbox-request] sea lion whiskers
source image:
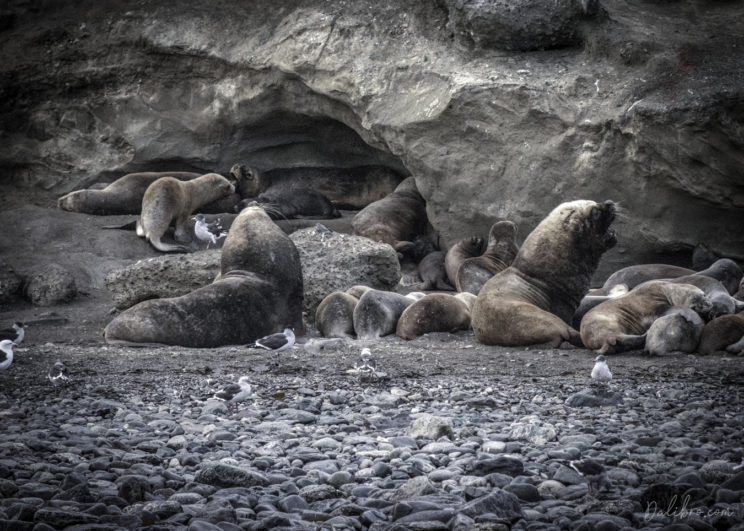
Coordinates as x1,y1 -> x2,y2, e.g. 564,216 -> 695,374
255,202 -> 288,221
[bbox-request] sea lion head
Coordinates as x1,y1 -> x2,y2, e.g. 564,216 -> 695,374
699,258 -> 743,295
229,163 -> 262,197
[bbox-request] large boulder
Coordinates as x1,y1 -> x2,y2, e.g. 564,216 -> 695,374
24,264 -> 77,306
104,251 -> 221,310
290,227 -> 401,314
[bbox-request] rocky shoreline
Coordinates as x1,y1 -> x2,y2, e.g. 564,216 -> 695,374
1,335 -> 743,530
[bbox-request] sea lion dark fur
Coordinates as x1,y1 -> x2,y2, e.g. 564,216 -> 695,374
444,236 -> 485,288
580,280 -> 712,355
230,163 -> 404,209
644,307 -> 704,356
351,177 -> 430,248
416,251 -> 454,291
665,274 -> 744,318
698,313 -> 744,355
472,200 -> 617,348
136,173 -> 235,253
104,204 -> 304,347
396,292 -> 476,340
456,221 -> 519,295
315,286 -> 372,339
236,187 -> 340,219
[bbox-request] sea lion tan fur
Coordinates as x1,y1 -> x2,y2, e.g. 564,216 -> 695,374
456,221 -> 519,294
136,173 -> 235,252
698,313 -> 744,355
472,200 -> 617,348
644,307 -> 704,356
351,177 -> 430,248
315,286 -> 372,339
580,280 -> 712,355
104,204 -> 304,347
396,292 -> 476,340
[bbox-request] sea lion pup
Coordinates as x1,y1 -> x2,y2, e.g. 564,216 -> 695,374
396,292 -> 476,340
315,285 -> 372,338
444,236 -> 485,287
665,274 -> 744,318
644,307 -> 704,356
58,171 -> 202,215
352,289 -> 422,340
351,177 -> 430,249
397,233 -> 441,287
472,199 -> 617,348
235,187 -> 340,220
136,173 -> 235,253
698,313 -> 744,355
416,251 -> 454,291
696,258 -> 743,295
456,221 -> 519,294
104,204 -> 304,347
580,280 -> 712,355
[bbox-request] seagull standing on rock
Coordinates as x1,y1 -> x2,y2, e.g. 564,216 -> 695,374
193,214 -> 228,248
247,328 -> 295,364
47,360 -> 70,386
0,340 -> 15,370
569,457 -> 608,495
0,322 -> 24,345
355,348 -> 378,382
591,355 -> 612,386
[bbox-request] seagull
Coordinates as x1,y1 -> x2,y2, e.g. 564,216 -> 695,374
0,340 -> 14,370
569,457 -> 608,495
355,347 -> 378,382
47,360 -> 70,386
212,375 -> 252,404
590,354 -> 612,386
0,322 -> 24,345
247,328 -> 295,364
193,214 -> 228,248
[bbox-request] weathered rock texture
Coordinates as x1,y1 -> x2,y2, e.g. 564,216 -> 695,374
1,0 -> 743,281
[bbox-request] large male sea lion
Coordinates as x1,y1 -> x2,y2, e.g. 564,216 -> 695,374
396,292 -> 476,340
136,173 -> 235,252
104,204 -> 304,347
351,177 -> 430,249
444,236 -> 485,287
579,280 -> 712,355
472,200 -> 617,348
456,221 -> 519,294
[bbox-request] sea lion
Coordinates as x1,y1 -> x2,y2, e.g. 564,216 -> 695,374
456,221 -> 519,295
737,278 -> 744,300
698,313 -> 744,355
58,170 -> 248,215
416,251 -> 454,291
352,289 -> 422,340
472,200 -> 617,348
396,292 -> 477,340
571,284 -> 629,329
104,204 -> 304,347
397,233 -> 441,287
579,280 -> 712,355
235,187 -> 340,220
315,285 -> 372,339
230,163 -> 405,209
692,243 -> 718,271
444,236 -> 485,288
351,177 -> 430,249
594,258 -> 743,296
644,307 -> 705,356
135,173 -> 235,252
665,274 -> 744,318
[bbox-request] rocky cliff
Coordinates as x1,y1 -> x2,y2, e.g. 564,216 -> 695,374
1,0 -> 742,279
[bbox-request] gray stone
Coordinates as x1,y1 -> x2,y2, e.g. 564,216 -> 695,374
290,229 -> 400,314
407,414 -> 454,440
194,462 -> 269,488
565,389 -> 623,407
459,488 -> 523,521
24,264 -> 77,306
504,482 -> 540,502
105,250 -> 221,310
508,415 -> 557,446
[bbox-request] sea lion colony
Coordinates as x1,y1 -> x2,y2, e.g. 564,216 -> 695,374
57,166 -> 744,354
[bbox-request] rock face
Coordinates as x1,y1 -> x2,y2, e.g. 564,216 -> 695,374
1,0 -> 743,281
24,264 -> 77,306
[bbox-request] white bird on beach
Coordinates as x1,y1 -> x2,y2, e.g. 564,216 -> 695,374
212,375 -> 252,404
0,322 -> 24,345
193,214 -> 227,248
353,347 -> 378,382
47,360 -> 70,386
591,354 -> 612,386
0,340 -> 15,370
